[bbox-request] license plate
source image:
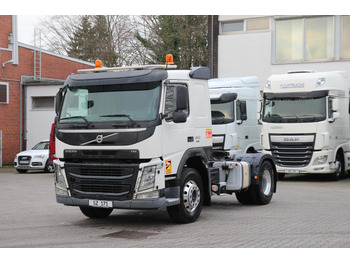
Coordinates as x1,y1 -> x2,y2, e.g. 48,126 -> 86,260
19,161 -> 29,165
88,200 -> 113,208
285,169 -> 300,174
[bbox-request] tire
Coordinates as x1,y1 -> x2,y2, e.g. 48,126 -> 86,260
167,168 -> 203,223
16,169 -> 28,173
249,160 -> 275,205
277,173 -> 285,180
235,189 -> 253,204
79,206 -> 113,218
44,160 -> 55,173
330,152 -> 344,181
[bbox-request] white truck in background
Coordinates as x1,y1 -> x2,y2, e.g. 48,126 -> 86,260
209,77 -> 261,159
260,70 -> 350,180
53,56 -> 277,223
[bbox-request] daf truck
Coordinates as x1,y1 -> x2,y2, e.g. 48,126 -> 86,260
260,70 -> 350,180
209,77 -> 261,159
53,57 -> 276,223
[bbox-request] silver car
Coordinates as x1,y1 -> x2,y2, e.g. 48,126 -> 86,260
14,140 -> 54,173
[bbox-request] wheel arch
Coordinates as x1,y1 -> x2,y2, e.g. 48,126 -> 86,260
234,153 -> 277,193
177,147 -> 212,206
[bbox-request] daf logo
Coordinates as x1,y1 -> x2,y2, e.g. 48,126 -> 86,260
284,137 -> 299,142
96,135 -> 103,144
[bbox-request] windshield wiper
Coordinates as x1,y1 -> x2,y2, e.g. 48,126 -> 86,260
60,116 -> 94,128
100,114 -> 139,127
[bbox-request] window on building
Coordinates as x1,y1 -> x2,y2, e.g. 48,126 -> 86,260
246,17 -> 270,31
342,16 -> 350,58
275,16 -> 334,63
0,82 -> 9,104
222,21 -> 244,32
32,96 -> 55,110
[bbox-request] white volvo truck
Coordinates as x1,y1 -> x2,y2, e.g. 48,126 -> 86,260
53,57 -> 276,223
260,70 -> 350,180
209,77 -> 261,158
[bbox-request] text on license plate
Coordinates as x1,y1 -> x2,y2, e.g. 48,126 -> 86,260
88,200 -> 113,208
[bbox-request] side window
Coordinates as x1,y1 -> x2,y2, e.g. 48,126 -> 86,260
164,84 -> 189,122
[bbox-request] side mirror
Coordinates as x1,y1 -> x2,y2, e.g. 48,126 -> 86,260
332,98 -> 339,111
240,101 -> 247,121
333,112 -> 340,119
176,85 -> 188,111
55,88 -> 63,114
173,111 -> 187,123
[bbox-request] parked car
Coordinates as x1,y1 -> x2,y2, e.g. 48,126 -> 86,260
13,140 -> 55,173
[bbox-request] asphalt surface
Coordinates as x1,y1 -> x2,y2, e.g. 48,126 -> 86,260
1,166 -> 350,249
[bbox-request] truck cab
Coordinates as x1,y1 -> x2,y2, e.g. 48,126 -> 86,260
261,71 -> 350,179
209,77 -> 261,159
53,59 -> 276,223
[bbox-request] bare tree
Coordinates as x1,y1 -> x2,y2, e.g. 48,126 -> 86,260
39,15 -> 79,55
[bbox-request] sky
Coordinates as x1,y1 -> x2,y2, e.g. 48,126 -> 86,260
17,15 -> 47,45
13,1 -> 345,46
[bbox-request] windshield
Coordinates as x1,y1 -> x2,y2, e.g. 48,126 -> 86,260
263,96 -> 326,123
211,101 -> 234,124
32,141 -> 49,150
59,81 -> 161,124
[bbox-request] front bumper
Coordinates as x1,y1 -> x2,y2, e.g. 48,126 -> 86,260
14,161 -> 45,170
271,150 -> 337,174
56,191 -> 180,209
54,159 -> 180,209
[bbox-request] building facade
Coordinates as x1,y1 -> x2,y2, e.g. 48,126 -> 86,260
209,15 -> 350,88
0,15 -> 94,165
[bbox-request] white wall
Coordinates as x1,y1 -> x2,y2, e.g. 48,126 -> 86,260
218,31 -> 272,84
25,85 -> 60,150
217,15 -> 350,90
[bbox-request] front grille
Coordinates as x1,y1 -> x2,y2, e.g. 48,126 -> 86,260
64,163 -> 139,201
18,156 -> 32,165
270,135 -> 315,167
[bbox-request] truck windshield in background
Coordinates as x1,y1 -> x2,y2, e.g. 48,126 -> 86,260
59,81 -> 161,125
211,101 -> 234,124
263,96 -> 327,123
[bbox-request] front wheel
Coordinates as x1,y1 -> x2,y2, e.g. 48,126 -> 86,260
79,206 -> 113,218
167,168 -> 203,223
330,152 -> 344,181
44,160 -> 55,173
249,160 -> 275,205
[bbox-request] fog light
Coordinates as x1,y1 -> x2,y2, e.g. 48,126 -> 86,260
136,191 -> 159,199
313,155 -> 328,165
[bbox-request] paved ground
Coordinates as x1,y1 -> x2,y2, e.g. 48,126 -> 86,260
1,166 -> 350,248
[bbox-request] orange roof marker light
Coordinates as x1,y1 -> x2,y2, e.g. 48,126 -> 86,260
95,59 -> 103,69
165,54 -> 174,65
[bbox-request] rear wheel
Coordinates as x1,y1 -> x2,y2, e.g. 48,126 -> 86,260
167,168 -> 203,223
79,206 -> 113,218
249,161 -> 275,205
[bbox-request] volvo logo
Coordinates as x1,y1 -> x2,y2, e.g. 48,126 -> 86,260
96,135 -> 103,144
81,132 -> 119,145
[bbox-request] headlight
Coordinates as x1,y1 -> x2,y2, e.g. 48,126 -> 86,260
313,155 -> 328,165
34,155 -> 45,159
138,165 -> 156,192
55,165 -> 68,196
